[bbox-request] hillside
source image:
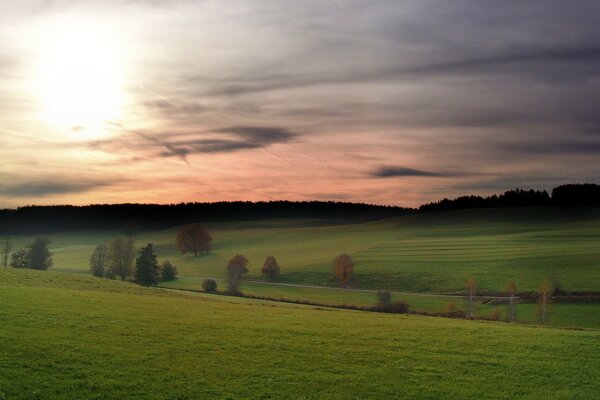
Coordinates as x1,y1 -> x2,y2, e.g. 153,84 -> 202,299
1,268 -> 599,399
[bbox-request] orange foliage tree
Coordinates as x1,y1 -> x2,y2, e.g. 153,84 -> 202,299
175,224 -> 212,256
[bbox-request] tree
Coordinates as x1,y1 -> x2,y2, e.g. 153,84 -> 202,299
506,280 -> 517,322
107,237 -> 135,281
226,254 -> 249,294
377,290 -> 392,307
466,278 -> 477,317
89,244 -> 108,277
160,260 -> 178,281
175,225 -> 212,256
10,249 -> 27,268
538,279 -> 552,325
202,278 -> 217,292
135,243 -> 159,287
261,256 -> 280,281
25,237 -> 53,270
2,238 -> 11,268
333,253 -> 354,286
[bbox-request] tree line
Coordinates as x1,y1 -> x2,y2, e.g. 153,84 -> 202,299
0,201 -> 410,234
419,184 -> 600,212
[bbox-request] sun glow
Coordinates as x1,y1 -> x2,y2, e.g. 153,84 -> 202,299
35,19 -> 128,137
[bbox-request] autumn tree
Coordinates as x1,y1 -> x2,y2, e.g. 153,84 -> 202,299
466,278 -> 477,317
2,238 -> 11,268
90,244 -> 109,277
175,224 -> 212,256
261,256 -> 280,281
226,254 -> 249,293
107,237 -> 135,281
135,243 -> 160,287
160,260 -> 178,281
25,237 -> 53,270
538,279 -> 552,325
333,253 -> 354,286
506,280 -> 517,322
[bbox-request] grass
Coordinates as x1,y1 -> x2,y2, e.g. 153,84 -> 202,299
1,268 -> 600,399
5,207 -> 600,327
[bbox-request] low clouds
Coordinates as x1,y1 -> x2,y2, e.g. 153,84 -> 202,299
0,180 -> 110,197
372,166 -> 450,178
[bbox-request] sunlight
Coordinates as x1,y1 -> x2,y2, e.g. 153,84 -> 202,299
35,19 -> 127,138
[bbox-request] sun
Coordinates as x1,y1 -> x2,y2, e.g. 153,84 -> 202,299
35,19 -> 127,137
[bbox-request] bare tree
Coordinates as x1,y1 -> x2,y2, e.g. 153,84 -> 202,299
90,244 -> 109,277
1,238 -> 11,268
466,278 -> 477,317
333,253 -> 354,286
538,279 -> 552,325
107,237 -> 135,281
506,280 -> 517,322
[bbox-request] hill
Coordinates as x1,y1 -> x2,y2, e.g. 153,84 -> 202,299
1,268 -> 599,399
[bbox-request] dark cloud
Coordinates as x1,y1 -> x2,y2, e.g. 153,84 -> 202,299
372,166 -> 449,178
0,180 -> 111,197
91,125 -> 297,162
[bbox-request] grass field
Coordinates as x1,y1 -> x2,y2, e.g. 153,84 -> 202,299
1,268 -> 600,399
5,207 -> 600,328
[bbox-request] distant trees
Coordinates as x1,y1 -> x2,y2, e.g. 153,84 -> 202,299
506,280 -> 517,322
25,237 -> 53,270
202,278 -> 218,292
10,249 -> 27,268
2,238 -> 11,268
226,254 -> 249,293
538,279 -> 552,325
176,225 -> 212,256
160,260 -> 178,281
333,253 -> 354,286
135,243 -> 160,287
90,244 -> 109,277
261,256 -> 280,281
466,278 -> 476,317
107,237 -> 135,281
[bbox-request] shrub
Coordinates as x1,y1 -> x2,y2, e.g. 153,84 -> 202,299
160,260 -> 178,281
489,309 -> 502,321
387,300 -> 410,313
202,278 -> 218,293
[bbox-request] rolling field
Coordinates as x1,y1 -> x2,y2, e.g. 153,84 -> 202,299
5,207 -> 600,327
1,268 -> 600,399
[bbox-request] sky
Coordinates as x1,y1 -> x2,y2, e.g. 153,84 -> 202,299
1,0 -> 599,207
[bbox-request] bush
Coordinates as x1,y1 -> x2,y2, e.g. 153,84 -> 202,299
202,278 -> 217,293
372,299 -> 410,314
489,308 -> 502,321
160,260 -> 178,281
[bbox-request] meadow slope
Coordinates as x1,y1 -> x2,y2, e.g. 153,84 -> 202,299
1,268 -> 600,399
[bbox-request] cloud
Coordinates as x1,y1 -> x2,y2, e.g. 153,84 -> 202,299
91,125 -> 297,163
372,166 -> 449,178
0,180 -> 111,197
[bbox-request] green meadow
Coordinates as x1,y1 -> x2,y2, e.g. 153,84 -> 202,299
5,207 -> 600,327
1,268 -> 600,400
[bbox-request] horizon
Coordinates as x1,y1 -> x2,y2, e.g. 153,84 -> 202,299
1,1 -> 600,208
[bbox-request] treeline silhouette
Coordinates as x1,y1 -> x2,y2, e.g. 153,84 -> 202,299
419,184 -> 600,212
0,184 -> 598,233
0,201 -> 411,234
